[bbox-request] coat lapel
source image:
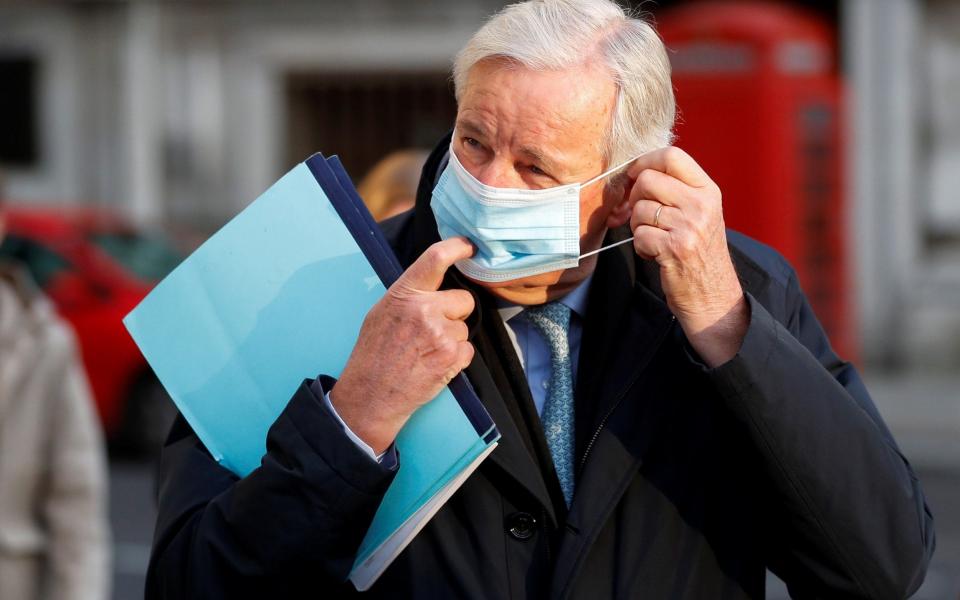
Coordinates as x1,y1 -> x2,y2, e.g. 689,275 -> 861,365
464,343 -> 559,526
553,243 -> 679,597
573,226 -> 636,459
468,289 -> 568,525
551,236 -> 774,596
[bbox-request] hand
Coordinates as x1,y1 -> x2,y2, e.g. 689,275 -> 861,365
330,238 -> 477,453
625,147 -> 748,367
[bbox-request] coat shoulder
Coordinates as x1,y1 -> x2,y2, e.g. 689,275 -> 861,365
725,229 -> 803,325
726,229 -> 797,291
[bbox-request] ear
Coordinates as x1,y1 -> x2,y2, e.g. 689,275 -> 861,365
605,174 -> 636,229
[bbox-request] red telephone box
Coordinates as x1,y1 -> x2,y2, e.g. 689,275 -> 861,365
658,1 -> 855,361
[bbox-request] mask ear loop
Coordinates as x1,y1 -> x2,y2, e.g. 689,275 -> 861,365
578,155 -> 641,259
581,155 -> 640,188
579,237 -> 634,259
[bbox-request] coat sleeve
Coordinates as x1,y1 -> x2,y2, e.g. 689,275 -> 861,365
145,379 -> 397,600
705,271 -> 935,599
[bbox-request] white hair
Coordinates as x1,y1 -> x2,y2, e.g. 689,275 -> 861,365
453,0 -> 675,168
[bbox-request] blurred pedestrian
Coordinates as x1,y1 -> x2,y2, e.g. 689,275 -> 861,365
357,149 -> 429,221
0,196 -> 111,600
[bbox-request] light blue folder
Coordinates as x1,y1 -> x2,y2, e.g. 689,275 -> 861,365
123,155 -> 499,591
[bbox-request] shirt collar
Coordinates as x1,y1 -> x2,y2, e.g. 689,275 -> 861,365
497,272 -> 594,324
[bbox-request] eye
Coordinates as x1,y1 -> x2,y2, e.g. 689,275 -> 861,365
529,164 -> 548,176
463,137 -> 482,149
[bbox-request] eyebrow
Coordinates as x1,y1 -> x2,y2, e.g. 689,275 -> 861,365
456,118 -> 488,140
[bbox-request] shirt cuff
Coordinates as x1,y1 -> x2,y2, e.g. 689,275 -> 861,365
313,377 -> 398,468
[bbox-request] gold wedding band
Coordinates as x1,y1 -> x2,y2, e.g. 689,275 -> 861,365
653,204 -> 664,228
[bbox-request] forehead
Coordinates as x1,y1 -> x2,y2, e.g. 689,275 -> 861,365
457,58 -> 617,170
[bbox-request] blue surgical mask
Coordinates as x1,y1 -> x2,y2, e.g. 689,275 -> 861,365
430,144 -> 637,282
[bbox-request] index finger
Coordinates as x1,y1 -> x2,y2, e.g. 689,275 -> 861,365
625,147 -> 713,189
397,237 -> 475,291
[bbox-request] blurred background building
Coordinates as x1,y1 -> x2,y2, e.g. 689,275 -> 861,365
3,0 -> 958,369
1,0 -> 958,598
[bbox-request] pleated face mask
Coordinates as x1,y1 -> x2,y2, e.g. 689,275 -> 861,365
430,145 -> 637,282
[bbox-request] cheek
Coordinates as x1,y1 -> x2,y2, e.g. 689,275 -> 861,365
578,186 -> 610,237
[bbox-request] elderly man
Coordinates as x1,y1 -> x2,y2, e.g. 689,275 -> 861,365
147,1 -> 934,598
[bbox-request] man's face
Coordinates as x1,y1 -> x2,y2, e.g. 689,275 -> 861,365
453,58 -> 622,305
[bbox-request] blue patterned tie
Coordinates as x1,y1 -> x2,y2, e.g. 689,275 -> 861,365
522,302 -> 575,507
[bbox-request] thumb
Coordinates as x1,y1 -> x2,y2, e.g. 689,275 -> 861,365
397,237 -> 474,291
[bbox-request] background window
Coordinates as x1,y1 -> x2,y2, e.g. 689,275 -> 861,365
0,55 -> 39,167
284,71 -> 458,179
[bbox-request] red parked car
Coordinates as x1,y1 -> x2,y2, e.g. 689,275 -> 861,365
0,204 -> 183,454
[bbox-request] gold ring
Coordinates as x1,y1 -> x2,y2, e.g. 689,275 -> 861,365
653,204 -> 664,228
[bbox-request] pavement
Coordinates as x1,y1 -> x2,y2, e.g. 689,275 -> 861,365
864,371 -> 960,472
110,460 -> 157,600
108,370 -> 960,600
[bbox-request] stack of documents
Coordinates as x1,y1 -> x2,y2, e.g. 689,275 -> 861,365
123,154 -> 499,590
